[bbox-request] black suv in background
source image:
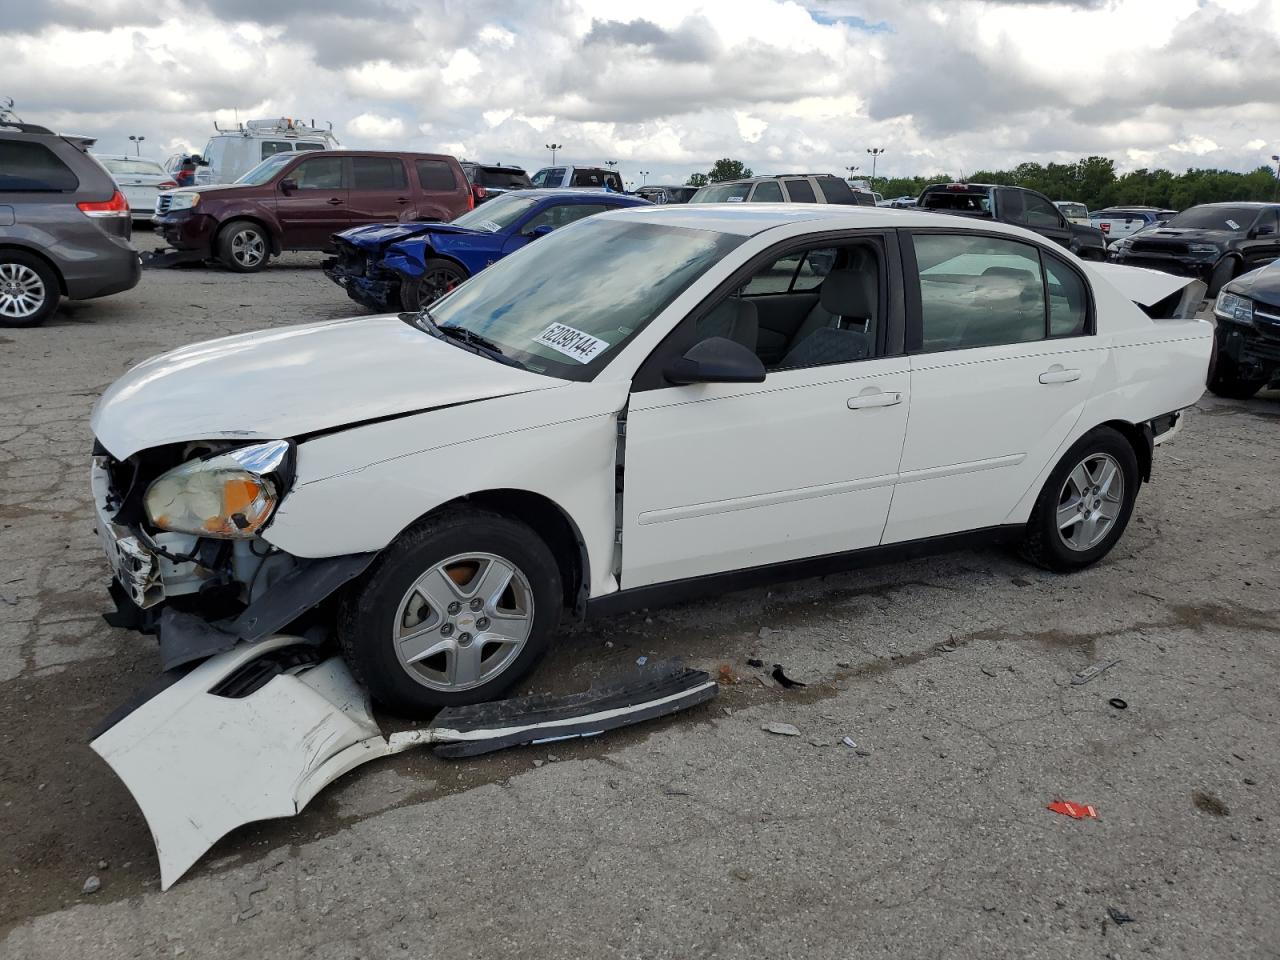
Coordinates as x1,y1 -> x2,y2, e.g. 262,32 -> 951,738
918,183 -> 1108,260
460,162 -> 531,205
1209,257 -> 1280,398
1111,202 -> 1280,296
0,121 -> 139,326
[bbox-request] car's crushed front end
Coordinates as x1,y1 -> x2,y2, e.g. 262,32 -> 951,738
324,221 -> 489,311
1214,265 -> 1280,388
91,434 -> 376,669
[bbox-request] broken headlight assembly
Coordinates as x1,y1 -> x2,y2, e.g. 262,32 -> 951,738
143,439 -> 292,538
1214,290 -> 1253,324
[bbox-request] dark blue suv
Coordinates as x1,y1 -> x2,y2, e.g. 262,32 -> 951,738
325,188 -> 650,311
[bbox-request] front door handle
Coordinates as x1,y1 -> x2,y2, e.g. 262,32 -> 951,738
848,391 -> 903,410
1039,366 -> 1081,384
326,198 -> 344,206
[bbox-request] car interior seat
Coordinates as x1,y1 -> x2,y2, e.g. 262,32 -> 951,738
776,247 -> 877,368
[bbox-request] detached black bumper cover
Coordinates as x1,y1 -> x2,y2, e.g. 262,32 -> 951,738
105,553 -> 377,671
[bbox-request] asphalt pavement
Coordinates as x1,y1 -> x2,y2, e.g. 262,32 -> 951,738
1,250 -> 1277,959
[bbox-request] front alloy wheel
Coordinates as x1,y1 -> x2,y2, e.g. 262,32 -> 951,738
338,508 -> 563,715
217,221 -> 269,273
393,552 -> 534,692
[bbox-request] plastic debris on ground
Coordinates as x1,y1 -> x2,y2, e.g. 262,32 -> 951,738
771,664 -> 806,688
1109,697 -> 1128,710
746,658 -> 764,669
841,736 -> 857,748
1071,658 -> 1121,685
90,636 -> 717,889
1106,907 -> 1135,925
1047,800 -> 1099,819
761,721 -> 801,737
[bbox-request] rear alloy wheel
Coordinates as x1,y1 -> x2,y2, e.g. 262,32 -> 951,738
217,221 -> 270,273
338,509 -> 562,716
0,253 -> 59,328
399,259 -> 467,312
1020,427 -> 1139,571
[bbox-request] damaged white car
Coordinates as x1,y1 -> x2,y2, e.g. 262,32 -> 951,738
92,204 -> 1213,718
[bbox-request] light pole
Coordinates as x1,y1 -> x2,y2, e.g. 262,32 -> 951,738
545,143 -> 563,165
129,134 -> 145,156
604,160 -> 618,169
1273,154 -> 1279,201
866,147 -> 884,188
845,164 -> 859,181
639,170 -> 650,185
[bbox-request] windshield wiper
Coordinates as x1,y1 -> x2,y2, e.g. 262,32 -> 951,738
412,309 -> 523,368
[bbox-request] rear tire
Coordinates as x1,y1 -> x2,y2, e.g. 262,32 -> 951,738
0,251 -> 60,327
338,508 -> 562,716
216,220 -> 270,273
399,259 -> 467,311
1020,427 -> 1140,572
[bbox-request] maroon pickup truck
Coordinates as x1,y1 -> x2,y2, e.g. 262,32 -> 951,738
152,150 -> 472,272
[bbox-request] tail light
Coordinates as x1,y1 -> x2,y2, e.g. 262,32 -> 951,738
470,183 -> 486,208
158,180 -> 178,190
78,190 -> 130,218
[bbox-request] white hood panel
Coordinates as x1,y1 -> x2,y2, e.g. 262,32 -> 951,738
91,315 -> 560,459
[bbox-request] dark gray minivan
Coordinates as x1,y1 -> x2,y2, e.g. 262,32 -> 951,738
0,122 -> 140,326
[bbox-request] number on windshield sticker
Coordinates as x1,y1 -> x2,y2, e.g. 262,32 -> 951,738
534,323 -> 610,363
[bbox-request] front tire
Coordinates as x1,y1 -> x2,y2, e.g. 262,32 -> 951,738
0,251 -> 59,327
338,508 -> 563,716
1020,427 -> 1139,572
399,258 -> 467,311
1207,257 -> 1237,297
217,220 -> 270,273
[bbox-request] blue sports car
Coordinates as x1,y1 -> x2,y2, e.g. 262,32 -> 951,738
324,188 -> 651,311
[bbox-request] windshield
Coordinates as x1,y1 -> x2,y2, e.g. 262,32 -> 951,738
235,152 -> 294,185
1056,203 -> 1087,218
423,217 -> 743,380
1165,206 -> 1260,231
98,157 -> 165,176
450,193 -> 540,233
691,183 -> 751,203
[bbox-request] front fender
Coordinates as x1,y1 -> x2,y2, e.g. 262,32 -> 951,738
206,202 -> 283,244
381,239 -> 432,279
263,381 -> 629,599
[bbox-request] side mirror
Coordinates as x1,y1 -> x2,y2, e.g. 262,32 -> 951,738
279,178 -> 298,194
526,224 -> 555,239
1253,224 -> 1276,237
191,155 -> 208,166
663,337 -> 766,386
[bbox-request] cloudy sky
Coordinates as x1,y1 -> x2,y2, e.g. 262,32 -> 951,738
3,0 -> 1278,186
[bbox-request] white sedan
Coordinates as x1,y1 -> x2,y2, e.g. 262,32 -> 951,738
90,205 -> 1212,714
92,154 -> 176,219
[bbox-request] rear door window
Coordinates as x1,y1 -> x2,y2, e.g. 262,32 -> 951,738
415,159 -> 457,191
351,157 -> 408,190
912,233 -> 1047,351
530,168 -> 564,187
0,141 -> 79,191
1018,193 -> 1064,228
260,140 -> 294,160
294,142 -> 325,152
815,177 -> 857,204
784,179 -> 817,203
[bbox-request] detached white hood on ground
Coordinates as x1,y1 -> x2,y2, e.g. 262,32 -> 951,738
91,315 -> 562,459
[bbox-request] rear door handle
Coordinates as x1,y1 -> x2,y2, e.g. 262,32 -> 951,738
326,198 -> 344,206
848,391 -> 903,410
1039,367 -> 1081,384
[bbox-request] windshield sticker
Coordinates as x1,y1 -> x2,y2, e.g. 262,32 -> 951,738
476,219 -> 501,232
535,323 -> 610,364
726,195 -> 745,202
1226,219 -> 1240,230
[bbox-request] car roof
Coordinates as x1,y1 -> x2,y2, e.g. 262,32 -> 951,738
594,202 -> 1074,238
92,153 -> 161,161
507,188 -> 644,201
1188,201 -> 1276,209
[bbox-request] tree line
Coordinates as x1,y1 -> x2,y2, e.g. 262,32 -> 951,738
686,156 -> 1280,211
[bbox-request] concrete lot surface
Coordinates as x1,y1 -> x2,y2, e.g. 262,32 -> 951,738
1,253 -> 1278,959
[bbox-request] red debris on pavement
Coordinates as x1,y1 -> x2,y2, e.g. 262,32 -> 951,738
1047,800 -> 1099,819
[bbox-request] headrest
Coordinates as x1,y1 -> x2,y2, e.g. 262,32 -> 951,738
819,253 -> 877,318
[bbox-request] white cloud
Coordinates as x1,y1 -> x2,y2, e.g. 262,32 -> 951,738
1,0 -> 1277,186
345,113 -> 405,141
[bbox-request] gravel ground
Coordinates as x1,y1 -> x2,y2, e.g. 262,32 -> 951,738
1,251 -> 1278,959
